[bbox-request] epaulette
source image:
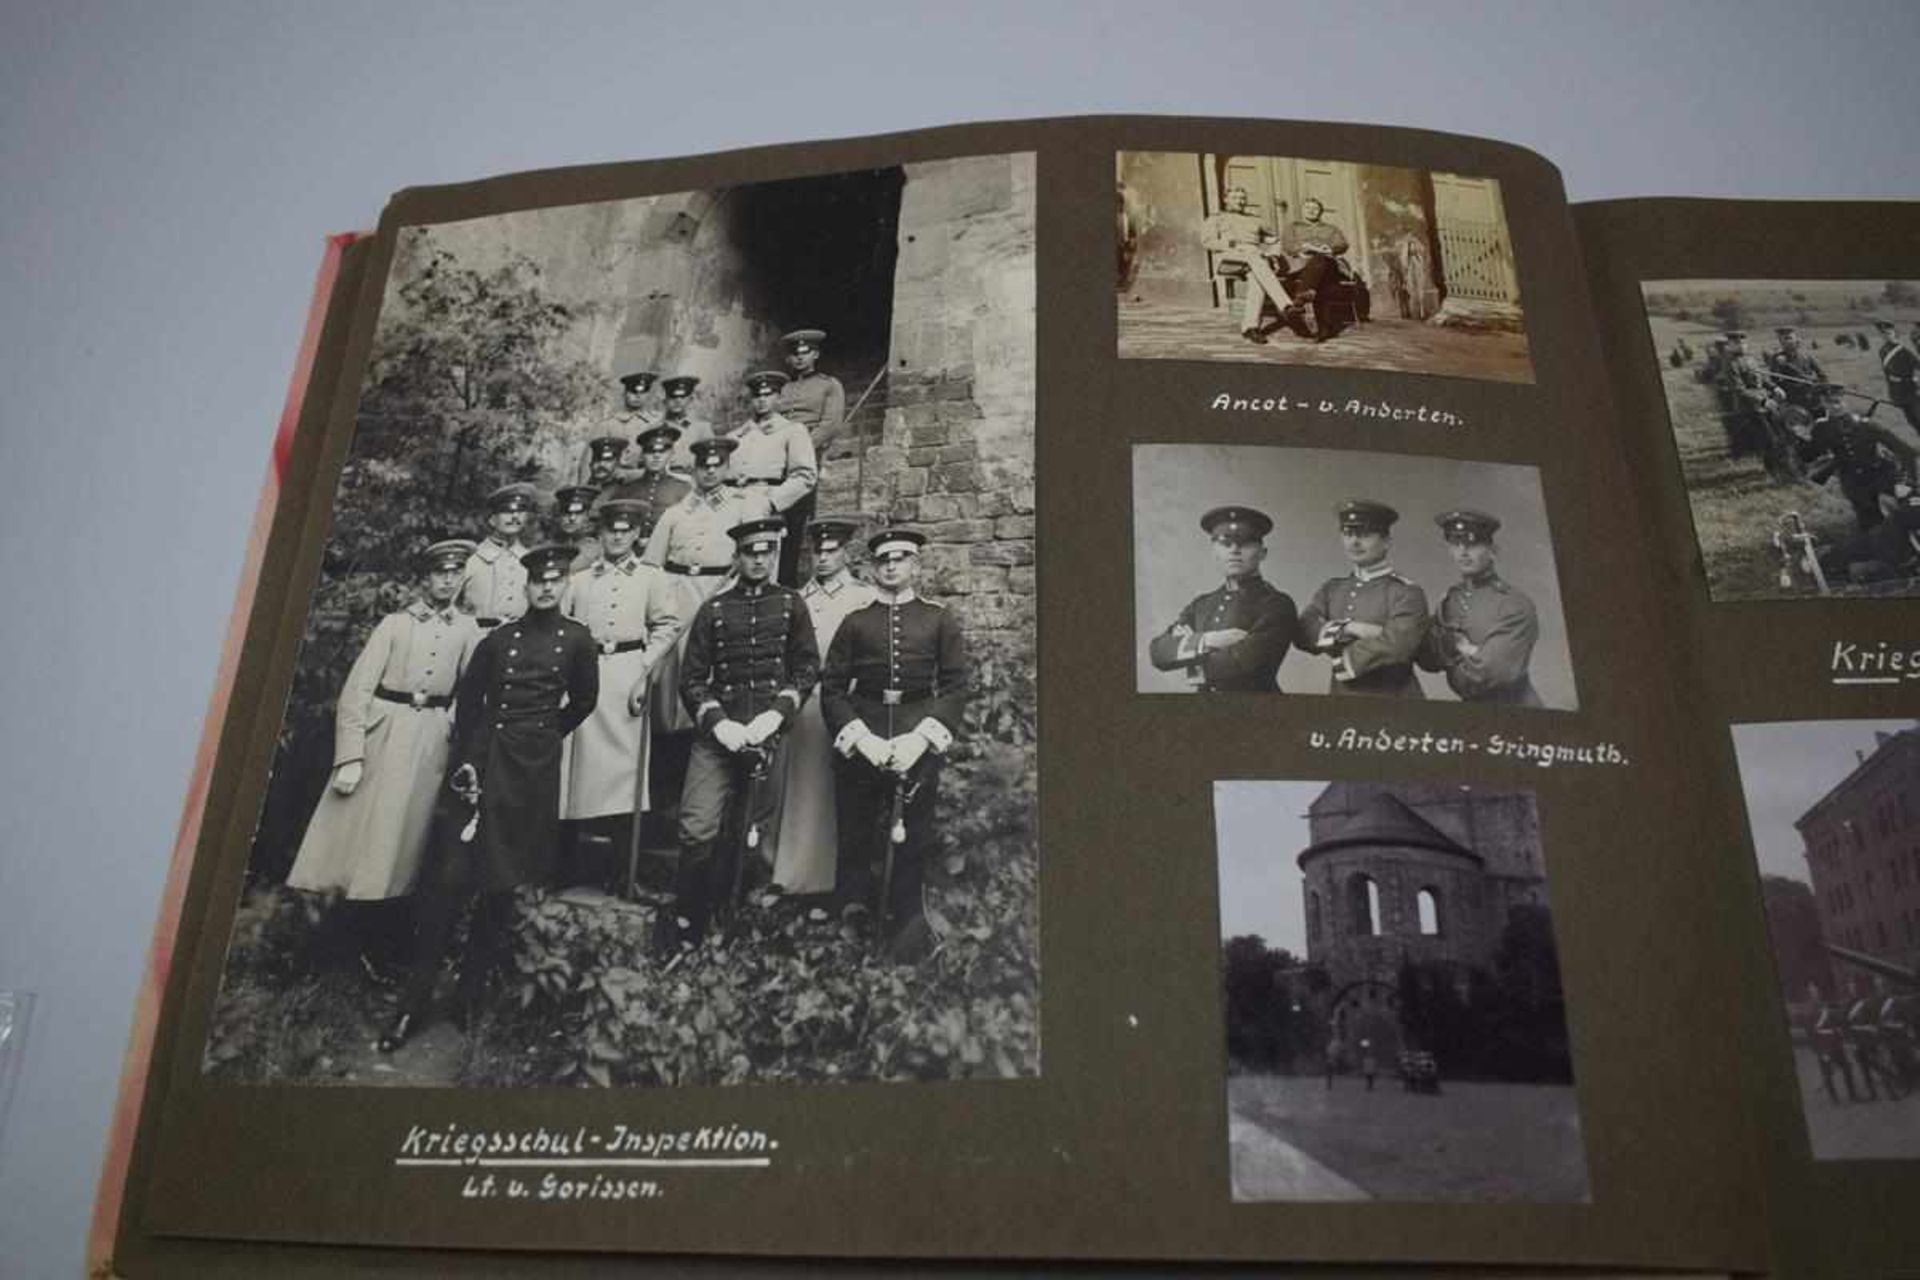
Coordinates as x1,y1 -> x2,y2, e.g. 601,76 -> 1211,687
406,600 -> 434,621
472,541 -> 503,564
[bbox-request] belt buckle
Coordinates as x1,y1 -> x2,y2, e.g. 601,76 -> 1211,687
600,639 -> 618,656
410,690 -> 428,709
882,688 -> 902,706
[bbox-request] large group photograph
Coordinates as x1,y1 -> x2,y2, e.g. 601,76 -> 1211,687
1116,150 -> 1532,383
1133,443 -> 1577,708
1214,780 -> 1588,1203
1729,719 -> 1920,1161
202,154 -> 1040,1089
1641,278 -> 1920,601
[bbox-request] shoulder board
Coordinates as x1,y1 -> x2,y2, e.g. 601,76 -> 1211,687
472,542 -> 502,564
405,601 -> 433,621
1387,571 -> 1415,586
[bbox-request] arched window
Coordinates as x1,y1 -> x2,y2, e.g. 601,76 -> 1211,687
1417,888 -> 1441,936
1307,890 -> 1322,944
1346,873 -> 1380,936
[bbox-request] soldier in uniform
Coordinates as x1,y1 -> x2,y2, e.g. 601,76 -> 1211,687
821,528 -> 969,962
459,482 -> 538,631
379,544 -> 599,1051
1874,318 -> 1920,434
1813,994 -> 1863,1103
1718,331 -> 1792,477
568,371 -> 660,486
1296,500 -> 1429,697
1146,505 -> 1296,693
604,424 -> 691,539
657,375 -> 713,473
1200,186 -> 1300,345
771,516 -> 877,896
642,437 -> 775,836
1766,326 -> 1828,411
286,539 -> 480,982
551,484 -> 602,573
778,329 -> 848,450
1279,196 -> 1352,327
559,500 -> 681,884
1416,510 -> 1542,706
1800,382 -> 1920,532
729,369 -> 818,587
661,517 -> 820,952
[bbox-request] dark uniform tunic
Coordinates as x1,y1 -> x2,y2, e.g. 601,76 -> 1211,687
1416,572 -> 1542,706
444,608 -> 600,891
603,468 -> 692,543
676,579 -> 821,847
1801,410 -> 1920,530
1296,568 -> 1429,696
821,591 -> 969,937
1880,337 -> 1920,433
1146,574 -> 1297,692
1766,348 -> 1828,409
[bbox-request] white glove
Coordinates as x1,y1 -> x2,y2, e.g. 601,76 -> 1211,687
713,719 -> 751,752
889,732 -> 929,774
331,761 -> 364,795
744,710 -> 783,745
855,734 -> 893,770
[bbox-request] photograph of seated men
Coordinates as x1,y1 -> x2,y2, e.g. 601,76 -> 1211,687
1117,150 -> 1533,384
1134,443 -> 1576,708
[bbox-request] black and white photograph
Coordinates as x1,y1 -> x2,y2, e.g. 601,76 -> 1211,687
1215,780 -> 1588,1203
1117,151 -> 1532,383
1134,444 -> 1576,708
1642,279 -> 1920,601
202,155 -> 1040,1089
1729,719 -> 1920,1161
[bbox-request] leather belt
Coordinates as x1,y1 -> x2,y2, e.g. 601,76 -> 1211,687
476,616 -> 503,629
880,688 -> 936,707
375,686 -> 453,710
664,562 -> 730,577
597,637 -> 649,656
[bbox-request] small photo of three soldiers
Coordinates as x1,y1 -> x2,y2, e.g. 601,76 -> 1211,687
1134,445 -> 1578,709
280,331 -> 971,1052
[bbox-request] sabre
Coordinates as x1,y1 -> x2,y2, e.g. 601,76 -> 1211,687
728,741 -> 774,918
450,762 -> 482,843
874,764 -> 921,958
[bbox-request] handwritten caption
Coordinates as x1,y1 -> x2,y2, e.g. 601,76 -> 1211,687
1209,392 -> 1464,428
1308,725 -> 1631,770
1828,640 -> 1920,687
392,1122 -> 777,1204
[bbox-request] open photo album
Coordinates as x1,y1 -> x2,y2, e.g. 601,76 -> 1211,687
93,116 -> 1919,1279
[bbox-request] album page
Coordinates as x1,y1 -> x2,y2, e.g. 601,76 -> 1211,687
107,117 -> 1763,1275
1578,195 -> 1920,1280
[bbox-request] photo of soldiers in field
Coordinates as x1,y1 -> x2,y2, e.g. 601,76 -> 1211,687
1117,151 -> 1532,383
1215,781 -> 1588,1202
1133,444 -> 1578,709
1729,720 -> 1920,1160
201,156 -> 1039,1089
1641,279 -> 1920,601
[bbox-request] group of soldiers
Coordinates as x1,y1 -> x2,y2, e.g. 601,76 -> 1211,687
1806,979 -> 1919,1106
1201,187 -> 1371,346
1685,320 -> 1920,584
1149,499 -> 1543,705
281,329 -> 973,1053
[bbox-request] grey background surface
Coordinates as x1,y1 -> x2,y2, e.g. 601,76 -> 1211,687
0,2 -> 1914,1274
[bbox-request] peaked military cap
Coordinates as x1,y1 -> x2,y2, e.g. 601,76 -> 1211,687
1874,318 -> 1898,330
1723,330 -> 1747,341
1200,505 -> 1273,542
521,544 -> 576,582
780,328 -> 827,351
661,374 -> 700,396
869,527 -> 928,560
1709,336 -> 1729,347
729,516 -> 788,554
618,370 -> 659,391
1435,508 -> 1501,543
744,369 -> 790,394
635,423 -> 683,451
486,481 -> 539,513
554,485 -> 599,515
1775,326 -> 1798,338
1336,499 -> 1399,533
807,514 -> 862,549
424,538 -> 477,571
587,434 -> 628,462
596,498 -> 647,531
687,435 -> 739,464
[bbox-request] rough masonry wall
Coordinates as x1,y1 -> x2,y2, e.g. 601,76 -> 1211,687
817,152 -> 1037,660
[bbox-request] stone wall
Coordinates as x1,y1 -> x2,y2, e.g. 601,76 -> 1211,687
817,152 -> 1037,657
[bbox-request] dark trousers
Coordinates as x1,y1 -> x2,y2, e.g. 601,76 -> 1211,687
833,755 -> 941,935
669,735 -> 789,942
396,844 -> 517,1023
779,491 -> 816,587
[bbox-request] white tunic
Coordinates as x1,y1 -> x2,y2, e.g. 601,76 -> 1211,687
560,555 -> 680,818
